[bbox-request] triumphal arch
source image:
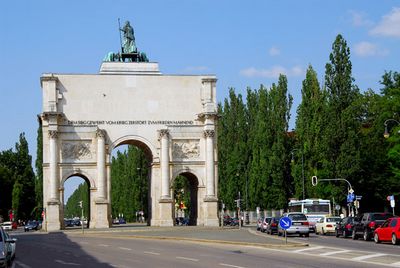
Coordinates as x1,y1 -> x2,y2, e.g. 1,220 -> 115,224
40,43 -> 219,231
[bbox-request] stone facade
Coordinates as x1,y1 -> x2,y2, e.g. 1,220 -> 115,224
40,62 -> 219,231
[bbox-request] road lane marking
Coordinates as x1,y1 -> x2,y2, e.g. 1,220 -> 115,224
98,244 -> 110,247
118,247 -> 132,251
391,261 -> 400,267
55,259 -> 81,266
352,253 -> 386,261
13,261 -> 31,268
78,241 -> 89,244
219,263 -> 246,268
143,251 -> 160,255
319,249 -> 351,256
176,256 -> 199,262
293,246 -> 324,253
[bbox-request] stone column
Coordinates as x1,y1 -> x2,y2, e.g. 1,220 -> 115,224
204,130 -> 215,197
48,130 -> 59,202
159,129 -> 170,198
96,129 -> 106,201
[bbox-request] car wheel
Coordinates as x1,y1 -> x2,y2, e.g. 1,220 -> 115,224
363,229 -> 370,241
374,233 -> 380,243
335,229 -> 339,238
392,233 -> 399,245
352,229 -> 358,240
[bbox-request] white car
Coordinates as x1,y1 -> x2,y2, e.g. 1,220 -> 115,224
278,213 -> 310,237
1,222 -> 12,231
315,216 -> 341,235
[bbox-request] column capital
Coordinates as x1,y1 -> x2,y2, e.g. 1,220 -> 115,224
96,129 -> 106,138
159,129 -> 169,139
48,130 -> 58,139
203,129 -> 215,138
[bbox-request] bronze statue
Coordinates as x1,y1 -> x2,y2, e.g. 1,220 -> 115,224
120,21 -> 137,54
103,19 -> 149,63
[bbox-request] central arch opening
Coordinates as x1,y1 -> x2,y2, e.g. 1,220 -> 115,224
110,139 -> 152,225
173,172 -> 198,226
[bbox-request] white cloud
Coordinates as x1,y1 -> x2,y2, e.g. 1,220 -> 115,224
349,10 -> 373,27
269,46 -> 281,56
240,65 -> 305,78
353,41 -> 389,57
369,7 -> 400,37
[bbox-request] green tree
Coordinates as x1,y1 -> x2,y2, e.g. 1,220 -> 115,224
34,118 -> 43,219
294,65 -> 327,199
319,34 -> 361,204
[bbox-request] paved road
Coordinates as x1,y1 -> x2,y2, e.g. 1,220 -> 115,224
6,225 -> 400,267
8,231 -> 383,268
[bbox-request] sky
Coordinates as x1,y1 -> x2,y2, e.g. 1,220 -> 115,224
1,1 -> 399,200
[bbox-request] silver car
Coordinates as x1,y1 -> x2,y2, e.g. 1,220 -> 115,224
0,227 -> 16,268
278,212 -> 310,237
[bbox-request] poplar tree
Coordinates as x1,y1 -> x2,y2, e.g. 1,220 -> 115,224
322,34 -> 361,203
294,65 -> 326,199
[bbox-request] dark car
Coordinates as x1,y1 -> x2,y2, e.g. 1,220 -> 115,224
335,216 -> 355,238
223,215 -> 232,226
24,221 -> 39,232
265,217 -> 279,235
352,212 -> 393,241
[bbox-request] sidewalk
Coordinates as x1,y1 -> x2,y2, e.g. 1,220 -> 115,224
64,225 -> 308,248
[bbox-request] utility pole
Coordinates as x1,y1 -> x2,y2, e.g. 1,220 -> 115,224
78,201 -> 84,234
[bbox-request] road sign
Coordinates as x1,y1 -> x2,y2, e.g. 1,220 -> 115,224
279,217 -> 292,230
348,188 -> 354,194
347,193 -> 355,203
355,195 -> 362,200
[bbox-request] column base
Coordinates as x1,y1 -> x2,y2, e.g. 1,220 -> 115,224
203,199 -> 219,227
92,201 -> 110,228
46,202 -> 61,231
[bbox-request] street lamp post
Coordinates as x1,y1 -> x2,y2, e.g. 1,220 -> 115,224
291,149 -> 305,200
384,119 -> 400,138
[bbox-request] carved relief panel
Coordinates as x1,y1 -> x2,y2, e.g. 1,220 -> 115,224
172,139 -> 200,160
61,140 -> 93,162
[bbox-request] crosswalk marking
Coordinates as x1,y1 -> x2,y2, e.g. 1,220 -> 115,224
293,246 -> 324,253
351,253 -> 386,261
319,249 -> 351,256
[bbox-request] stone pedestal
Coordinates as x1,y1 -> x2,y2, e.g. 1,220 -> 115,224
203,198 -> 219,226
46,202 -> 61,231
92,201 -> 110,228
156,198 -> 174,226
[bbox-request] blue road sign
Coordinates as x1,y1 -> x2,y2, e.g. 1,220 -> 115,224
347,193 -> 355,203
279,216 -> 292,230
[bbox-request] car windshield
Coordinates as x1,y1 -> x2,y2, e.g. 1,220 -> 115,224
326,217 -> 341,222
371,214 -> 392,221
289,214 -> 307,221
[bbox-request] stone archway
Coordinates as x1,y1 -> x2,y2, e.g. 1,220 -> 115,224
110,138 -> 153,225
40,61 -> 219,231
172,172 -> 199,226
61,174 -> 92,229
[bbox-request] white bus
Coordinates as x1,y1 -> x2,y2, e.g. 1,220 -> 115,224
288,199 -> 332,232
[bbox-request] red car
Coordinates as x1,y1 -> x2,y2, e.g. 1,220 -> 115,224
374,217 -> 400,245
